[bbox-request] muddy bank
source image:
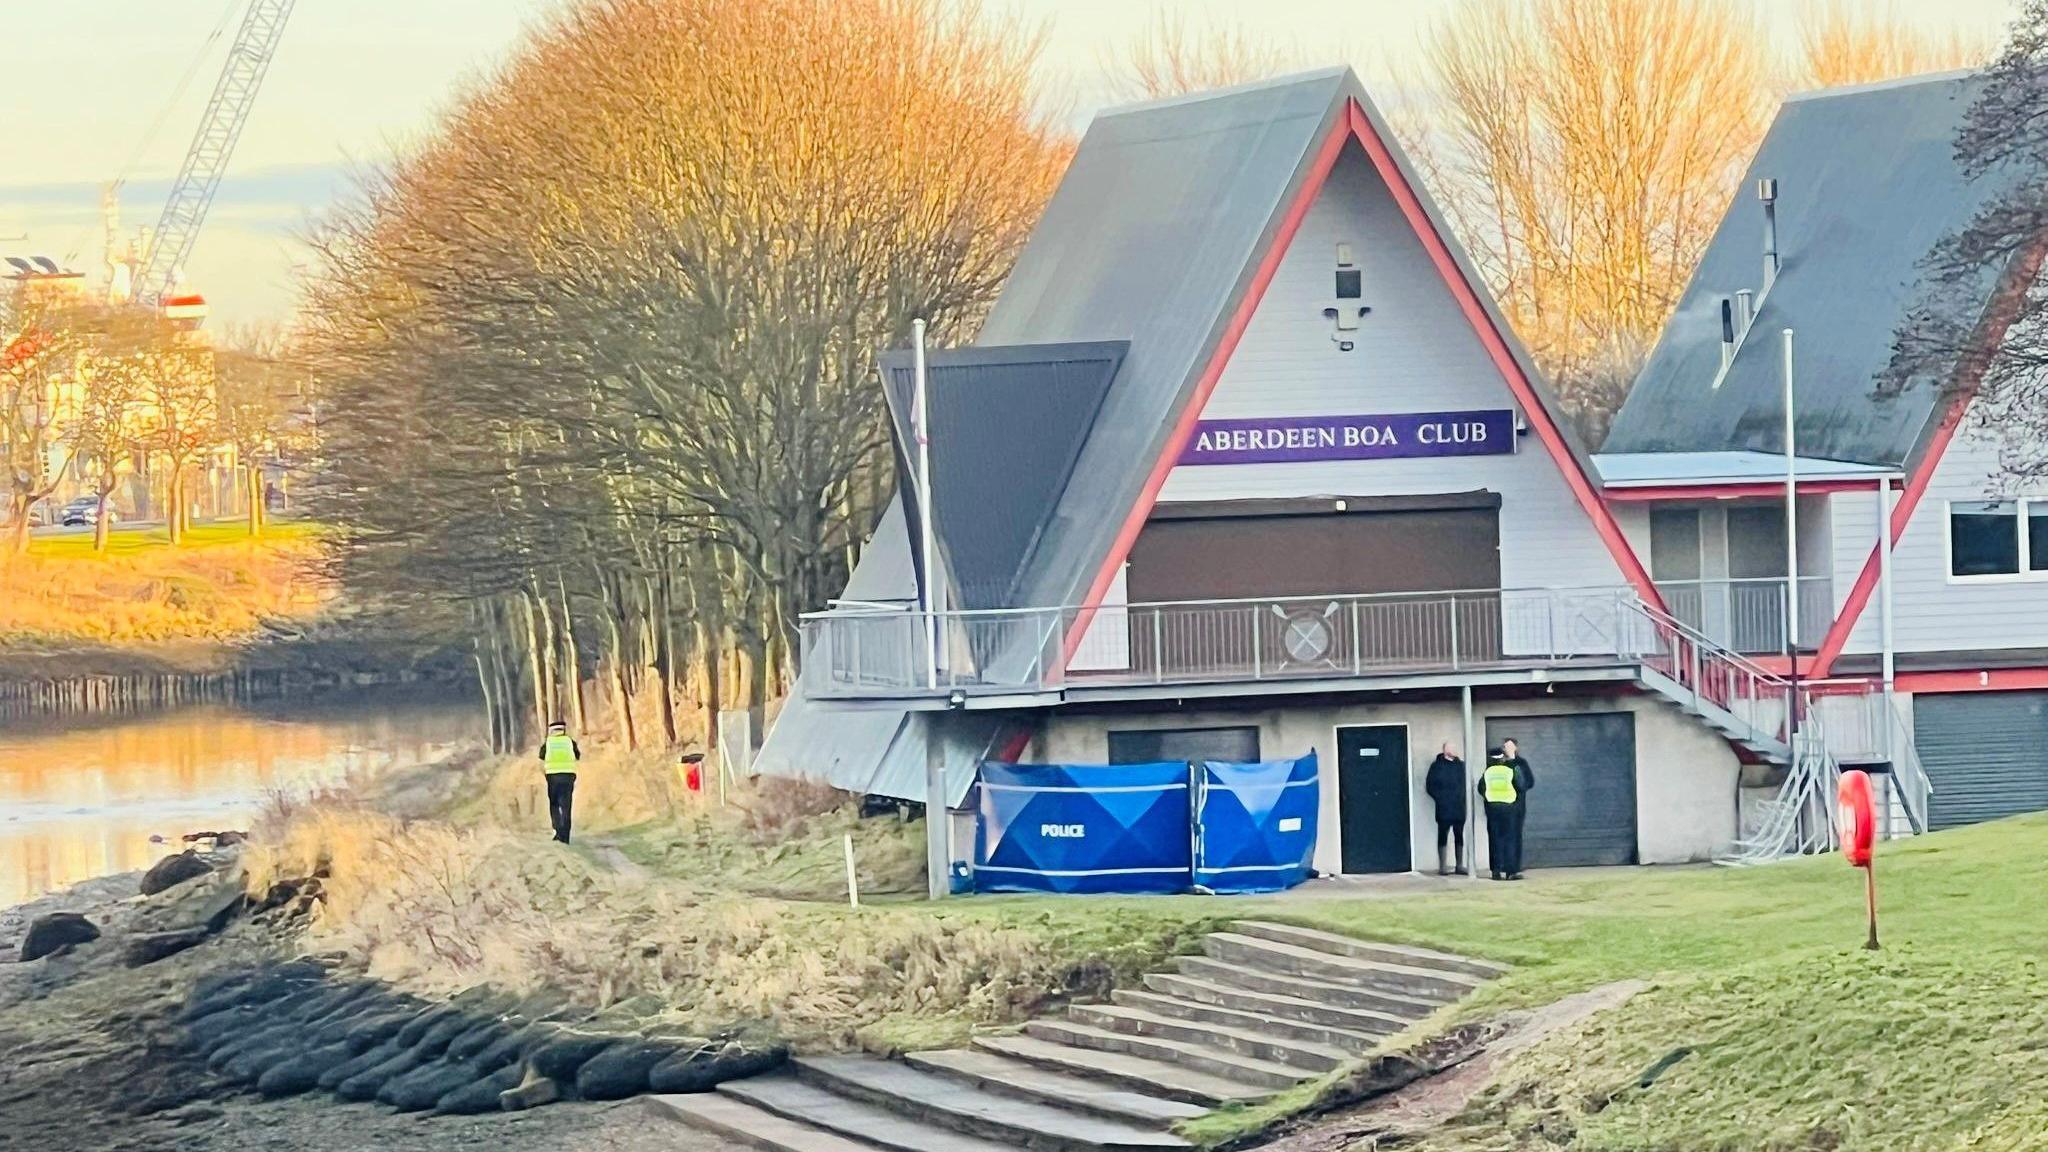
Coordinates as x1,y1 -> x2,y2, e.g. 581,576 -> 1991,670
0,861 -> 753,1151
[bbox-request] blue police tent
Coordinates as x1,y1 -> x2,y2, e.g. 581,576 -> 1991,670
1193,752 -> 1320,894
975,761 -> 1192,893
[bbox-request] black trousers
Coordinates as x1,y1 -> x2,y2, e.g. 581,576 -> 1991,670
1435,819 -> 1465,864
546,773 -> 576,844
1484,803 -> 1523,876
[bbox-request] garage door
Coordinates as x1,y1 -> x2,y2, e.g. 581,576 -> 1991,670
1913,692 -> 2048,831
1484,712 -> 1637,867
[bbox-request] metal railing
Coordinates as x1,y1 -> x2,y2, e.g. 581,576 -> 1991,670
1623,598 -> 1792,753
800,586 -> 1652,700
1653,576 -> 1832,654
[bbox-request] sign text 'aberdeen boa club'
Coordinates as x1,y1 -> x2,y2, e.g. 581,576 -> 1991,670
1178,409 -> 1517,466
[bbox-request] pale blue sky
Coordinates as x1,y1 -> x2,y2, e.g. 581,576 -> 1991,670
1,0 -> 2019,325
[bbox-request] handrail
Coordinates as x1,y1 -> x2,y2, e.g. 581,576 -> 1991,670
799,583 -> 1644,622
1627,598 -> 1787,686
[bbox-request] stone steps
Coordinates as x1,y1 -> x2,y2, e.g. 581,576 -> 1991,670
719,1072 -> 1018,1152
792,1056 -> 1190,1152
972,1034 -> 1272,1108
1172,955 -> 1441,1019
1200,933 -> 1484,1002
904,1048 -> 1206,1129
652,922 -> 1508,1152
1229,921 -> 1511,980
1108,988 -> 1385,1053
1066,1002 -> 1351,1072
1020,1020 -> 1311,1090
1139,973 -> 1410,1035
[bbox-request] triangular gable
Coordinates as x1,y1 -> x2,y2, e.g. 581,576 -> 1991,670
1062,79 -> 1657,639
879,342 -> 1125,611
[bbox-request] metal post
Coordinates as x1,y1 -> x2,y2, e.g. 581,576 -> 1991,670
1448,596 -> 1461,671
1153,609 -> 1164,683
1351,598 -> 1362,675
925,715 -> 948,901
1878,478 -> 1896,693
1460,685 -> 1478,878
912,319 -> 938,692
1782,328 -> 1801,751
1252,610 -> 1262,679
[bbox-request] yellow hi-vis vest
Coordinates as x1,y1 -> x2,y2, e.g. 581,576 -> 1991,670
543,733 -> 579,774
1483,762 -> 1517,804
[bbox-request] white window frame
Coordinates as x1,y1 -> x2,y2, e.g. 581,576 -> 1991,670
1942,498 -> 2048,583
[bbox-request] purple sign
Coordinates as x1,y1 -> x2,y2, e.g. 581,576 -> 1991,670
1179,409 -> 1516,466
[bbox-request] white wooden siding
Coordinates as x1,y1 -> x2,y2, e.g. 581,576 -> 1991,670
1838,418 -> 2048,656
1155,149 -> 1626,596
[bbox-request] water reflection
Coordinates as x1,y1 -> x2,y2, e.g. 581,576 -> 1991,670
0,693 -> 484,906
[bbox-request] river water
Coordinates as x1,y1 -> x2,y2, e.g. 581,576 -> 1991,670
0,691 -> 484,906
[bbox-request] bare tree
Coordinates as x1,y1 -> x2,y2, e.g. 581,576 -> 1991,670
1418,0 -> 1772,440
1105,8 -> 1293,100
1795,0 -> 1996,91
130,332 -> 217,545
215,323 -> 301,537
1882,0 -> 2048,481
0,284 -> 87,553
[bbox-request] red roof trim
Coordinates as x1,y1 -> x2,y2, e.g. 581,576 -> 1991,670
1809,236 -> 2048,679
1061,101 -> 1350,664
1065,97 -> 1666,662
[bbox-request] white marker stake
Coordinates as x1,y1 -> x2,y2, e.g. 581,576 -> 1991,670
844,833 -> 861,909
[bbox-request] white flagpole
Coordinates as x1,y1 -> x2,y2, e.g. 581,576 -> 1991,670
912,319 -> 938,691
1783,328 -> 1801,752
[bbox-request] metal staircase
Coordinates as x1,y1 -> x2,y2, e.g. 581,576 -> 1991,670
1616,599 -> 1930,864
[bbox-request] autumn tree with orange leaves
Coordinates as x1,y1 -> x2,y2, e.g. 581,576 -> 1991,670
304,0 -> 1065,751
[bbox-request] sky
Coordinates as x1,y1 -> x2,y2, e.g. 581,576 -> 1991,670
0,0 -> 2022,326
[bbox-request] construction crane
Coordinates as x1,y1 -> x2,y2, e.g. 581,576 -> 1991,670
133,0 -> 298,307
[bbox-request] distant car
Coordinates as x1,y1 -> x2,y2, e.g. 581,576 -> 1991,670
59,497 -> 117,527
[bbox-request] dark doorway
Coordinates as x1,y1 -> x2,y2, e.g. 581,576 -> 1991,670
1337,724 -> 1411,873
1107,725 -> 1261,765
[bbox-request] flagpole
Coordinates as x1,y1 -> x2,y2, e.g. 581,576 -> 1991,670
913,319 -> 937,691
1783,329 -> 1802,770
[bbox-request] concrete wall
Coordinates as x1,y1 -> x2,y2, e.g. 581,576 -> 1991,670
1029,688 -> 1740,873
1153,147 -> 1626,595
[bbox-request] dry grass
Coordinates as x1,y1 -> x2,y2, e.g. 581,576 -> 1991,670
0,522 -> 328,649
242,799 -> 1127,1046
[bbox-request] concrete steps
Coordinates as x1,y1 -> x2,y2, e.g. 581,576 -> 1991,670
904,1048 -> 1206,1128
1107,988 -> 1384,1052
1139,973 -> 1409,1035
971,1034 -> 1271,1108
652,921 -> 1506,1151
792,1056 -> 1189,1152
1171,955 -> 1441,1019
1199,933 -> 1484,1002
1060,1004 -> 1350,1073
1228,922 -> 1510,981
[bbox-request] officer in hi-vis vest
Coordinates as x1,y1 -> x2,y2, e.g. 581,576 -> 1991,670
538,720 -> 582,844
1478,746 -> 1522,881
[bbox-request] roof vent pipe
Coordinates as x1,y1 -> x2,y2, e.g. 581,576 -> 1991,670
1735,288 -> 1755,336
1759,177 -> 1780,291
1720,298 -> 1736,371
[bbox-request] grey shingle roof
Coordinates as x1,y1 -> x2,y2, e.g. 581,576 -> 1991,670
878,342 -> 1126,612
1607,72 -> 2019,467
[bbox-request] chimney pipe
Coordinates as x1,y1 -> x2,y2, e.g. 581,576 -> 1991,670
1759,177 -> 1780,291
1720,298 -> 1736,371
1735,288 -> 1755,336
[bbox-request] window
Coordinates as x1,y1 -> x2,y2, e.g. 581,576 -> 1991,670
1107,726 -> 1260,765
1944,500 -> 2048,579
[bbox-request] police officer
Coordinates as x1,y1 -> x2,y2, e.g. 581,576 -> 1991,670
538,720 -> 582,844
1477,746 -> 1519,880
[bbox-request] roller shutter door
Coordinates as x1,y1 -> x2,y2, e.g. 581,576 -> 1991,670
1484,712 -> 1637,867
1913,692 -> 2048,831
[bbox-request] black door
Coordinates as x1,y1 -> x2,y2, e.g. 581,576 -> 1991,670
1484,713 -> 1637,867
1338,725 -> 1411,873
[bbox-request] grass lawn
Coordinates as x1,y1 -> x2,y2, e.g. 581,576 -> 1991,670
23,518 -> 321,558
330,747 -> 2048,1150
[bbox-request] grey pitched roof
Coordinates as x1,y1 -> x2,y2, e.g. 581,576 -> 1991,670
1607,71 -> 2019,467
878,342 -> 1126,611
837,494 -> 915,604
